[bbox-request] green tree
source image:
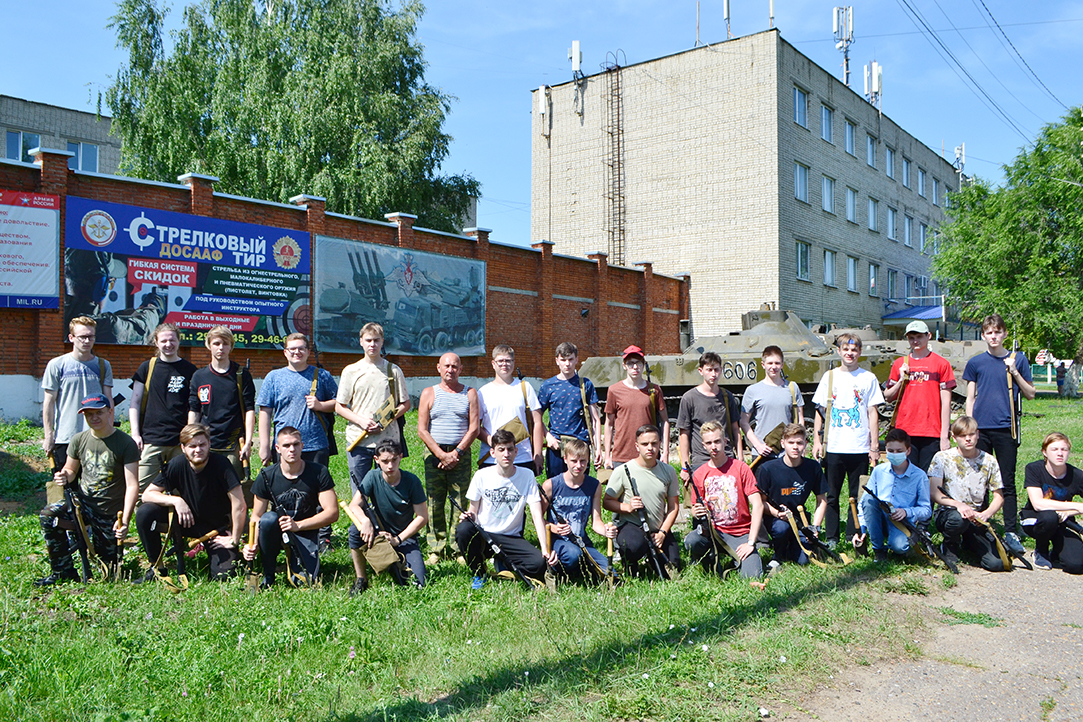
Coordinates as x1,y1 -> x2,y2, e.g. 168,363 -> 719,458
106,0 -> 478,233
933,109 -> 1083,359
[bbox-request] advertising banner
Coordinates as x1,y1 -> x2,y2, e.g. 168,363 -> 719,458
64,196 -> 310,347
0,191 -> 60,309
314,235 -> 485,356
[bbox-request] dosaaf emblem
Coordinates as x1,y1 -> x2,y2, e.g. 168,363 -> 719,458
272,236 -> 302,270
81,209 -> 117,247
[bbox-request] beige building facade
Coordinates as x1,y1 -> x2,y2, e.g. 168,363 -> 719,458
532,30 -> 957,338
2,95 -> 121,175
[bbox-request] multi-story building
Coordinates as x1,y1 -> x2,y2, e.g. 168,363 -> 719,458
532,29 -> 958,338
2,95 -> 121,175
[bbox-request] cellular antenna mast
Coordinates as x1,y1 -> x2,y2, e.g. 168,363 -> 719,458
833,7 -> 854,87
724,0 -> 733,39
864,61 -> 882,113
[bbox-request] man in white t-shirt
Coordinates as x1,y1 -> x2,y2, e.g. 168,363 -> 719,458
454,429 -> 554,589
812,332 -> 884,547
477,344 -> 543,473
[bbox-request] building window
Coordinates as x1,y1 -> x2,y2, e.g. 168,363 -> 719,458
824,249 -> 836,287
920,223 -> 929,252
867,198 -> 878,231
846,187 -> 857,222
887,207 -> 897,240
794,87 -> 808,128
904,274 -> 916,301
796,241 -> 810,281
821,106 -> 834,143
847,256 -> 858,291
886,147 -> 895,178
5,130 -> 40,164
932,178 -> 940,206
904,215 -> 913,247
869,263 -> 880,296
932,229 -> 940,254
887,269 -> 898,299
822,176 -> 835,213
866,135 -> 876,167
845,121 -> 856,155
918,168 -> 926,197
794,162 -> 809,203
67,142 -> 99,173
902,157 -> 911,188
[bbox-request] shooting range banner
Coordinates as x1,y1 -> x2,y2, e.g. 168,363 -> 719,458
314,235 -> 485,356
64,196 -> 310,347
0,191 -> 59,309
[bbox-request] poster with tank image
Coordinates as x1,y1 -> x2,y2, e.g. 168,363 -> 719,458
63,197 -> 310,348
314,235 -> 485,356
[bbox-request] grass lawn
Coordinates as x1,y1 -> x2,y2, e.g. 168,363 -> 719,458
0,395 -> 1078,721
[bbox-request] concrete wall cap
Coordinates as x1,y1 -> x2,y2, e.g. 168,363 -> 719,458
177,172 -> 220,183
289,194 -> 326,204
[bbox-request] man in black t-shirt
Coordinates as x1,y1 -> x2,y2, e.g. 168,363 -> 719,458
244,426 -> 339,588
136,423 -> 246,580
188,326 -> 256,500
756,423 -> 827,567
129,323 -> 198,491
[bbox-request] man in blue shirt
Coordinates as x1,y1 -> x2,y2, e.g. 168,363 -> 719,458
538,342 -> 602,476
856,428 -> 932,563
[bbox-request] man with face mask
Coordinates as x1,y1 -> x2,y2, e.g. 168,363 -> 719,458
855,428 -> 931,563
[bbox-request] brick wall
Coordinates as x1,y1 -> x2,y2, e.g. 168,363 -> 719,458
0,153 -> 687,384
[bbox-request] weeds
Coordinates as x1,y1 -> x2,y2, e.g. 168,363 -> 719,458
935,607 -> 1005,628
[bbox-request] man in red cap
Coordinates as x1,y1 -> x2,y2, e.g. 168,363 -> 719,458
604,346 -> 669,469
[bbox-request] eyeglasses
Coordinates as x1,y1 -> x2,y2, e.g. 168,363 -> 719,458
73,334 -> 96,342
285,347 -> 308,354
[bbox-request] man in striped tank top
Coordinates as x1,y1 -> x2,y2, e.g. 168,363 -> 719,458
418,353 -> 479,564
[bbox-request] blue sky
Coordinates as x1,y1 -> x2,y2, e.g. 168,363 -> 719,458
4,1 -> 1081,246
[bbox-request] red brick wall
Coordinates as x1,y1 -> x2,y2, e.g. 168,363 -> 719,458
1,154 -> 687,382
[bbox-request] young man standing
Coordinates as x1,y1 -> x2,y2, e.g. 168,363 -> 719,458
963,314 -> 1035,556
188,326 -> 256,497
677,352 -> 743,483
41,316 -> 113,476
257,333 -> 338,467
245,426 -> 339,587
455,429 -> 553,589
336,323 -> 410,491
928,416 -> 1005,571
812,333 -> 884,548
542,438 -> 616,581
347,440 -> 429,593
137,424 -> 247,580
417,352 -> 479,564
741,346 -> 803,461
883,320 -> 956,472
35,395 -> 138,586
129,323 -> 198,491
756,423 -> 827,567
477,345 -> 543,473
856,429 -> 932,563
539,342 -> 602,477
604,346 -> 669,469
604,424 -> 681,576
685,421 -> 765,579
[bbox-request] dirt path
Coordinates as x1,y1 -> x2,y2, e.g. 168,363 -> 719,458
783,563 -> 1083,722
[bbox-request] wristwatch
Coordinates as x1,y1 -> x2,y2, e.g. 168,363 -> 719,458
454,447 -> 464,458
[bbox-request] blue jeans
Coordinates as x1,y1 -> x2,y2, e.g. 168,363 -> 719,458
860,494 -> 911,555
552,537 -> 608,580
766,516 -> 809,565
347,445 -> 376,493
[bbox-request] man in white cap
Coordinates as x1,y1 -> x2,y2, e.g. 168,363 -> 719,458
883,320 -> 956,472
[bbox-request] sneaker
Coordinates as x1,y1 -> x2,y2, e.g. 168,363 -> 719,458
1033,551 -> 1053,570
349,577 -> 369,597
1004,532 -> 1026,557
259,579 -> 274,591
825,539 -> 838,551
873,548 -> 889,564
33,569 -> 80,587
939,542 -> 961,567
318,540 -> 332,556
766,559 -> 782,577
132,568 -> 160,585
470,575 -> 487,590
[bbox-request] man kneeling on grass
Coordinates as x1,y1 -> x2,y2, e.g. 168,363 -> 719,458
756,423 -> 827,569
244,426 -> 338,588
855,428 -> 932,563
542,438 -> 616,582
347,440 -> 429,595
137,423 -> 247,581
455,429 -> 554,590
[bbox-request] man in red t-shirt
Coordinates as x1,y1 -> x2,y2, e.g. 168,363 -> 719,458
604,346 -> 669,469
686,421 -> 764,579
884,320 -> 956,472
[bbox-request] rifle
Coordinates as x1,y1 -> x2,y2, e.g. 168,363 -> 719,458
241,358 -> 251,477
796,506 -> 849,564
268,486 -> 314,588
863,485 -> 958,573
888,355 -> 912,429
56,455 -> 91,583
114,511 -> 125,581
687,472 -> 741,572
623,464 -> 674,580
244,517 -> 261,594
310,345 -> 339,456
448,495 -> 543,590
849,496 -> 869,557
536,481 -> 614,586
936,486 -> 1027,570
1007,349 -> 1021,445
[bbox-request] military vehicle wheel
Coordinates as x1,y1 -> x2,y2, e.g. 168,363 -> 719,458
464,330 -> 478,347
418,333 -> 434,355
435,331 -> 451,351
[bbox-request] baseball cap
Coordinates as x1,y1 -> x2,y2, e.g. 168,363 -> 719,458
904,320 -> 930,335
78,394 -> 110,413
622,345 -> 645,362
